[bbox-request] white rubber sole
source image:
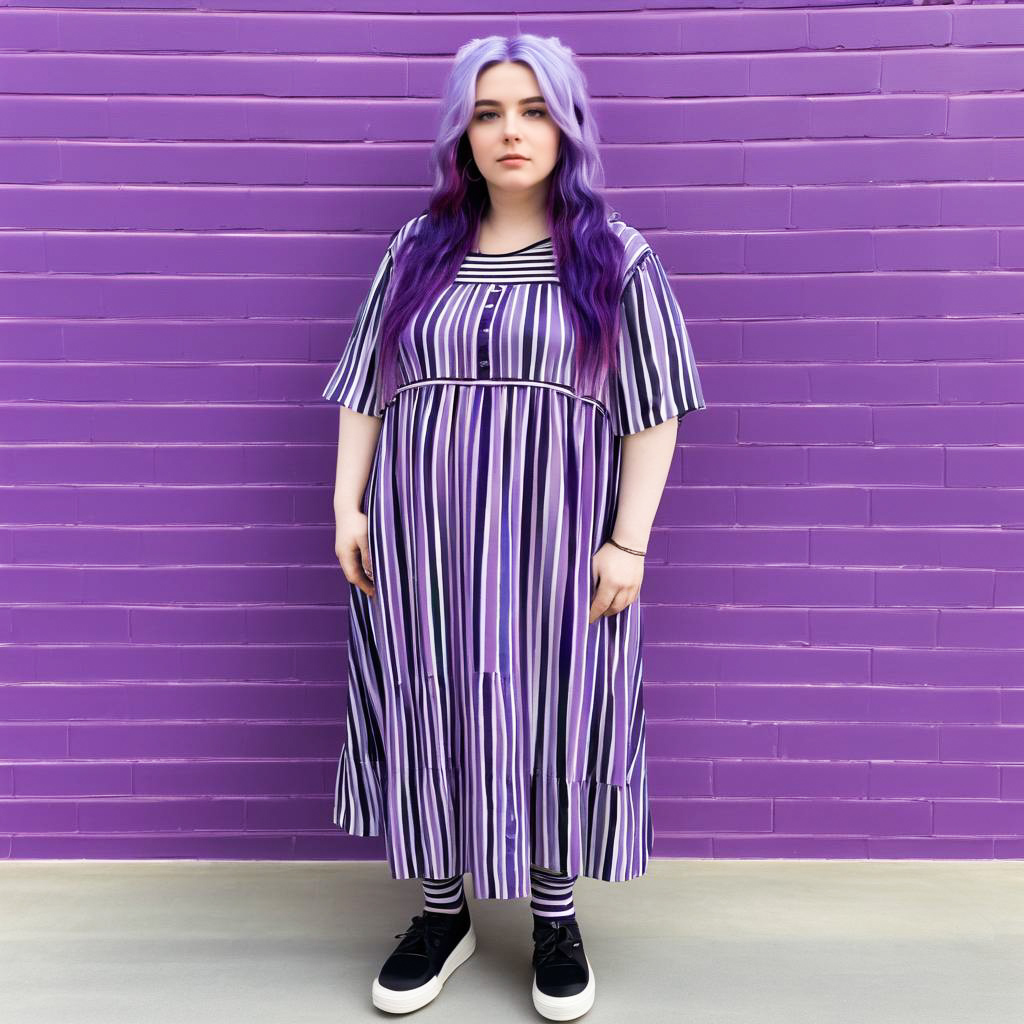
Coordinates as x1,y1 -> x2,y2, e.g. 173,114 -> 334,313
371,923 -> 477,1014
532,953 -> 596,1021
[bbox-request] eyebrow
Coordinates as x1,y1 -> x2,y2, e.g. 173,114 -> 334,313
473,96 -> 547,109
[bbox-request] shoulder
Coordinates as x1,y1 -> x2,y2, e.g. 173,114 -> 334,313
606,214 -> 655,285
388,211 -> 430,254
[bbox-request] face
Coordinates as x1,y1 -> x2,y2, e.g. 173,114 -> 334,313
465,60 -> 561,192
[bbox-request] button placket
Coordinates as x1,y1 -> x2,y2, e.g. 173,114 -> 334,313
477,285 -> 503,375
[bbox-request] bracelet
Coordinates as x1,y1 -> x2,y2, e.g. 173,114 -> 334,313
609,536 -> 646,557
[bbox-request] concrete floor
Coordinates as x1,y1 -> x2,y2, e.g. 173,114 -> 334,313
1,858 -> 1022,1023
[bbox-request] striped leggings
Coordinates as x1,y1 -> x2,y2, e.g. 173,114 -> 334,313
421,864 -> 577,921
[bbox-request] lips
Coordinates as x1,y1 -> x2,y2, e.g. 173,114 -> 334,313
499,155 -> 527,162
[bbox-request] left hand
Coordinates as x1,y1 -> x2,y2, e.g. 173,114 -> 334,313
589,541 -> 645,623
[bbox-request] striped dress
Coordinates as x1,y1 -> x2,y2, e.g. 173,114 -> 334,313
322,212 -> 706,900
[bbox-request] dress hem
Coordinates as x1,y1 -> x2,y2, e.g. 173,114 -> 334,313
332,752 -> 654,900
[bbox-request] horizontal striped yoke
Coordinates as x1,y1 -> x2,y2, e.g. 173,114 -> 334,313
322,213 -> 706,899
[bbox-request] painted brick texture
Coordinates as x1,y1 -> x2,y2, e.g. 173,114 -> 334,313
1,1 -> 1022,861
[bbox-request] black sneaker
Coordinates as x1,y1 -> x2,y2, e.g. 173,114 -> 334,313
531,917 -> 596,1020
371,900 -> 476,1014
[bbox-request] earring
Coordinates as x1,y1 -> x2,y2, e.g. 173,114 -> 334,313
465,160 -> 482,182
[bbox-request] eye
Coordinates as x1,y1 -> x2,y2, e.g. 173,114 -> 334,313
475,108 -> 547,122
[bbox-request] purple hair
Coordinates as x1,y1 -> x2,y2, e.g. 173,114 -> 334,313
374,34 -> 626,406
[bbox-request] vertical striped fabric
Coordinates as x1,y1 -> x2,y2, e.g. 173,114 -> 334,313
323,213 -> 706,899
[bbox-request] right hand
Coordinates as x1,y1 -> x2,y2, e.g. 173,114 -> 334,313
335,509 -> 375,599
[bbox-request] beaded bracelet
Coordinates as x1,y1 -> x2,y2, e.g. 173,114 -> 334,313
609,537 -> 646,557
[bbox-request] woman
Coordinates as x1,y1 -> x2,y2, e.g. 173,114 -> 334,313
323,33 -> 706,1021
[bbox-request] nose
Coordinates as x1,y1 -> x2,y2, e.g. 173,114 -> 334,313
500,116 -> 524,139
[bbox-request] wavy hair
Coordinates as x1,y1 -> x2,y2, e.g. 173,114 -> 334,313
373,33 -> 626,406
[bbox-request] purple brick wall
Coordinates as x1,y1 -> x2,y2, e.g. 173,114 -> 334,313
2,1 -> 1023,861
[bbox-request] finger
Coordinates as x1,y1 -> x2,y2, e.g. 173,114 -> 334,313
359,545 -> 375,594
355,558 -> 375,596
598,587 -> 629,619
341,546 -> 375,598
602,588 -> 637,617
589,589 -> 615,624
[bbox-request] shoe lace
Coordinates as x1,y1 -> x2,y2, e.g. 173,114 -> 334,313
533,921 -> 581,968
392,913 -> 446,958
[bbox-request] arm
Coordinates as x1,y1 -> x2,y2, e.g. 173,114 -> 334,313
333,406 -> 383,598
323,239 -> 397,598
611,417 -> 677,551
590,242 -> 707,623
588,417 -> 678,623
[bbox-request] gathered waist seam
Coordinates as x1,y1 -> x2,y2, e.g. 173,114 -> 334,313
386,376 -> 609,417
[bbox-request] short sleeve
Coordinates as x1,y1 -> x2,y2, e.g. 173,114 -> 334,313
609,248 -> 707,437
321,242 -> 395,417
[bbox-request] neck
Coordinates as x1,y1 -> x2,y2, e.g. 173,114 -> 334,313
481,185 -> 548,235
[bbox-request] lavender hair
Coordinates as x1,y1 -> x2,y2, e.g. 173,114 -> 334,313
373,34 -> 626,407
